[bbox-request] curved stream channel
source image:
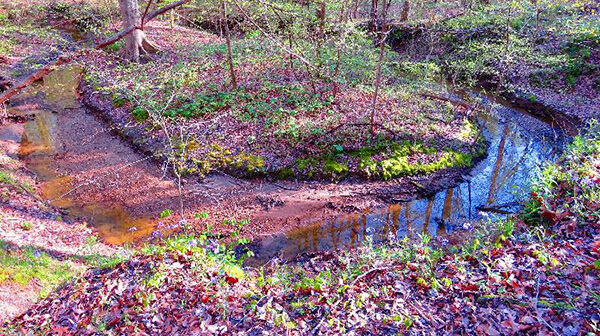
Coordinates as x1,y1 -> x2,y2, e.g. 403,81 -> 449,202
10,66 -> 565,262
250,91 -> 566,262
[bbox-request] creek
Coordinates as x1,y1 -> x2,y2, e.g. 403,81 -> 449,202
248,88 -> 566,262
8,66 -> 566,261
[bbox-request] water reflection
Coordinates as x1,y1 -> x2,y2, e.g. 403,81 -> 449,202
18,66 -> 156,245
250,95 -> 564,262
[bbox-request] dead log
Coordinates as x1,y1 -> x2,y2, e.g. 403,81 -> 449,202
0,0 -> 192,105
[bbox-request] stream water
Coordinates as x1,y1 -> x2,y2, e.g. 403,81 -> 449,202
13,67 -> 158,244
249,91 -> 566,262
9,66 -> 566,261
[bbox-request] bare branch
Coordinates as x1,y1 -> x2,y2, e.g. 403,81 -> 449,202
0,0 -> 192,105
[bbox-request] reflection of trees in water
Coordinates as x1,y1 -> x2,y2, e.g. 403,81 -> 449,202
439,188 -> 463,235
283,118 -> 557,256
486,122 -> 535,208
22,112 -> 58,156
423,197 -> 434,234
487,123 -> 510,205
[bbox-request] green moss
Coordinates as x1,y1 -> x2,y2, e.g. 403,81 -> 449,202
276,167 -> 295,180
323,160 -> 348,180
131,106 -> 149,122
296,158 -> 319,179
232,153 -> 265,174
190,144 -> 265,177
458,119 -> 478,141
357,141 -> 476,180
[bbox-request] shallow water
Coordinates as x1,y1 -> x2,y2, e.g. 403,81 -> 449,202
14,66 -> 565,255
248,92 -> 565,262
17,66 -> 156,245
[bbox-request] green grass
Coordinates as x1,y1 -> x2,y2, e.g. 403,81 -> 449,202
0,171 -> 15,184
0,241 -> 80,297
526,120 -> 600,223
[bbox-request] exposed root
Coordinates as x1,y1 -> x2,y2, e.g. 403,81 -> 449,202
134,29 -> 159,55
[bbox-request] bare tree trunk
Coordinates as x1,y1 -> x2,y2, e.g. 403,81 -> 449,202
118,0 -> 159,62
333,0 -> 351,98
369,0 -> 390,139
370,0 -> 378,33
505,5 -> 511,50
316,2 -> 326,70
221,0 -> 237,89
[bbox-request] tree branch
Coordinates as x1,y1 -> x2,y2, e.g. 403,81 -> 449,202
0,0 -> 192,105
140,0 -> 154,30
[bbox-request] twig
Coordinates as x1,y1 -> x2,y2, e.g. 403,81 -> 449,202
534,275 -> 560,336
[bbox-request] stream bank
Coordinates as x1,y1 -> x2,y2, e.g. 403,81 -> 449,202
3,64 -> 475,250
0,16 -> 585,262
4,63 -> 568,265
385,3 -> 599,131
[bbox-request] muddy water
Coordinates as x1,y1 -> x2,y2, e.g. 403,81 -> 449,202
16,67 -> 158,244
249,93 -> 565,262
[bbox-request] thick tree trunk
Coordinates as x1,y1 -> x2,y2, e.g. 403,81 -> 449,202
118,0 -> 158,62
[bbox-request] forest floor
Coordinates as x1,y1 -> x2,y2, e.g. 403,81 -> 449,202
2,126 -> 599,335
0,0 -> 599,334
390,0 -> 600,127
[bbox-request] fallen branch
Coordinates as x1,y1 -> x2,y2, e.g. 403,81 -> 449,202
0,56 -> 73,105
0,0 -> 192,105
476,201 -> 520,214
